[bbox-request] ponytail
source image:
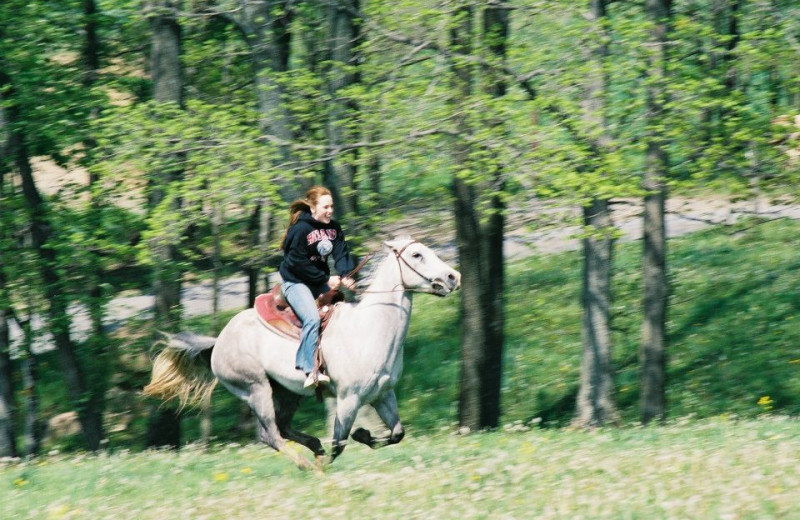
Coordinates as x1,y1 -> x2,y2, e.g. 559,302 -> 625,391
287,200 -> 311,227
281,186 -> 332,248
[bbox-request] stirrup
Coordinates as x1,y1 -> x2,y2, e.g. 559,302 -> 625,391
303,372 -> 330,389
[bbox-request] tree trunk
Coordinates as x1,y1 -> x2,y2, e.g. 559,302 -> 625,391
149,0 -> 183,327
145,0 -> 184,447
575,201 -> 619,427
148,0 -> 184,329
479,1 -> 508,429
20,312 -> 41,456
451,4 -> 480,431
150,1 -> 182,105
451,3 -> 507,431
230,1 -> 296,306
82,0 -> 100,86
0,107 -> 18,458
82,0 -> 112,421
640,0 -> 672,425
233,1 -> 294,156
246,199 -> 277,306
454,182 -> 490,430
0,305 -> 16,458
323,0 -> 361,217
712,0 -> 741,94
573,0 -> 620,428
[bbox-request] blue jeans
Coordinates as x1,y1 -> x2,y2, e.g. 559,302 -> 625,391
281,281 -> 322,374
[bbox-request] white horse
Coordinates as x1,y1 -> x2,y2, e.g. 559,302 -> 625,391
143,237 -> 461,470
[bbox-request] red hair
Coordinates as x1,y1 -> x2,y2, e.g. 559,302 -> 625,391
282,186 -> 333,247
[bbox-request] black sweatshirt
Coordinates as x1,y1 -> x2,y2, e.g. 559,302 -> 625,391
279,211 -> 356,298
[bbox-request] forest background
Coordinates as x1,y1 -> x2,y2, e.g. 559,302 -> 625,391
1,0 -> 799,458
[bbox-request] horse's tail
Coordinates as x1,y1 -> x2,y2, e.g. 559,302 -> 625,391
143,332 -> 219,410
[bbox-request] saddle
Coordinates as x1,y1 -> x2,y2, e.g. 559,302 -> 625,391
254,285 -> 344,340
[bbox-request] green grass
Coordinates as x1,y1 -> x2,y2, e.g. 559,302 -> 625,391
3,417 -> 799,519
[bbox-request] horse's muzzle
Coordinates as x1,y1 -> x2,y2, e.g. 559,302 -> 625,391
430,271 -> 461,296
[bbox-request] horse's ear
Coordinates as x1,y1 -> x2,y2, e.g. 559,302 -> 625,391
384,235 -> 413,251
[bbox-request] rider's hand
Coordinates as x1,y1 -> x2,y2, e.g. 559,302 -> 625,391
341,277 -> 356,290
328,276 -> 342,290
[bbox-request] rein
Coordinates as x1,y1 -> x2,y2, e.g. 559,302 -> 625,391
347,251 -> 374,279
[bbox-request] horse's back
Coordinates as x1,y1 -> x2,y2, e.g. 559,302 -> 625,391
211,308 -> 300,386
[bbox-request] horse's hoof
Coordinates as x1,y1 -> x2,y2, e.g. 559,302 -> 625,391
328,445 -> 344,464
310,456 -> 326,474
351,427 -> 373,447
315,454 -> 327,469
293,458 -> 317,472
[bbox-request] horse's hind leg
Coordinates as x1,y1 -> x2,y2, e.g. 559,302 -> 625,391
248,381 -> 316,471
271,382 -> 325,463
351,390 -> 405,449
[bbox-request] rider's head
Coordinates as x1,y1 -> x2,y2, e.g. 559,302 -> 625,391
283,186 -> 335,247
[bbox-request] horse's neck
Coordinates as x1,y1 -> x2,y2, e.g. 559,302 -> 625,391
324,256 -> 411,383
356,254 -> 413,332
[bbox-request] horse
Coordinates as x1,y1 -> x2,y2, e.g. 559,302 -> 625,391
143,237 -> 461,470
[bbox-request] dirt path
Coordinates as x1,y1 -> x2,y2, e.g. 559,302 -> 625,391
372,196 -> 800,261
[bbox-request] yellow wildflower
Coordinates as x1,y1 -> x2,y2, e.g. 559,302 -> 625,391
757,395 -> 774,412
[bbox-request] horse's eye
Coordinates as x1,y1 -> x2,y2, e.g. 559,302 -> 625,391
412,252 -> 423,260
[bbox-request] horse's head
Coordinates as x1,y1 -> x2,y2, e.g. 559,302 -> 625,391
384,237 -> 461,296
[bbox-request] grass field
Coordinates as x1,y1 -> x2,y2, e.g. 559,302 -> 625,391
3,417 -> 799,519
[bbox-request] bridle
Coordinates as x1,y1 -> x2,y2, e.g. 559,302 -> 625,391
350,240 -> 438,295
391,240 -> 438,290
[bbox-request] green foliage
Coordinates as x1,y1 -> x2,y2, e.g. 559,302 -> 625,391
1,0 -> 100,159
93,99 -> 282,269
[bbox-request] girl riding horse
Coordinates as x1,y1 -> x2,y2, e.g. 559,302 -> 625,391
280,186 -> 357,388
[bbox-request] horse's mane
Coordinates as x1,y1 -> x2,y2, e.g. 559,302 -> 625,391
351,235 -> 414,292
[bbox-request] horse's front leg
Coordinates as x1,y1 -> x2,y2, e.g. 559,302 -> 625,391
330,394 -> 360,463
351,390 -> 405,449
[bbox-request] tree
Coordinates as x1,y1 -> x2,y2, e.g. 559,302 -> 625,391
148,0 -> 184,329
573,0 -> 620,428
0,276 -> 16,458
210,0 -> 298,304
322,0 -> 362,217
0,59 -> 19,458
640,0 -> 672,425
0,74 -> 105,450
0,3 -> 106,448
449,1 -> 508,431
144,0 -> 185,447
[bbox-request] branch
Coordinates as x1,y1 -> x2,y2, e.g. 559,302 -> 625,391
358,11 -> 545,98
260,127 -> 455,151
